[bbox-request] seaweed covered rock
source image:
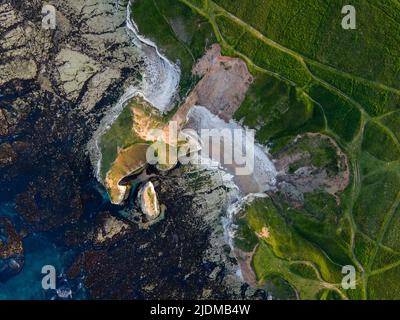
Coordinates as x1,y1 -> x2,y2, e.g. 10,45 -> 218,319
0,218 -> 24,282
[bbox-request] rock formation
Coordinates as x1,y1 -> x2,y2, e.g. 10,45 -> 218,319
138,181 -> 161,220
0,218 -> 24,282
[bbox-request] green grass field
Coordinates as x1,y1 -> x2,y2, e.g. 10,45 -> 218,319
236,197 -> 346,299
132,0 -> 400,299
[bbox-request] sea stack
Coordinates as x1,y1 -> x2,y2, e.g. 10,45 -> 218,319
138,181 -> 161,220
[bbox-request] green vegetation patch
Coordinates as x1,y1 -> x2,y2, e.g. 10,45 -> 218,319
368,264 -> 400,300
234,216 -> 259,252
233,73 -> 318,144
382,206 -> 400,252
288,263 -> 319,281
132,0 -> 216,95
262,273 -> 298,300
214,0 -> 400,89
381,111 -> 400,143
309,63 -> 400,117
252,241 -> 340,300
371,246 -> 400,271
233,30 -> 311,86
353,171 -> 400,239
135,0 -> 400,299
316,289 -> 343,300
353,232 -> 376,267
215,15 -> 245,48
362,121 -> 400,162
309,84 -> 362,142
291,192 -> 353,266
100,101 -> 143,180
236,197 -> 344,289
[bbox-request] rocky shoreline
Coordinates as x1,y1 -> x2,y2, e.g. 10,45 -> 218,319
0,0 -> 265,299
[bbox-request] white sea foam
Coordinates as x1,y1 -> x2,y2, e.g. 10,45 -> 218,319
126,1 -> 181,111
88,0 -> 276,285
222,193 -> 268,249
186,106 -> 277,252
88,0 -> 180,181
187,105 -> 277,193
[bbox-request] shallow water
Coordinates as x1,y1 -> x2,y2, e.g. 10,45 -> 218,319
0,203 -> 78,300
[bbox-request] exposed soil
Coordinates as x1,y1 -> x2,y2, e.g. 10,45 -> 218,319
171,43 -> 253,128
274,132 -> 350,205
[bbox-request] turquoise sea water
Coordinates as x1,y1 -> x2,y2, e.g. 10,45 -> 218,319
0,202 -> 79,300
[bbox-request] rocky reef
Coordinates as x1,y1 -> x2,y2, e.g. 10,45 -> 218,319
1,0 -> 143,204
0,0 -> 141,282
67,164 -> 268,299
0,0 -> 266,299
0,217 -> 24,282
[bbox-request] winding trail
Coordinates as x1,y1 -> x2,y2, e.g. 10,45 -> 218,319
179,0 -> 400,299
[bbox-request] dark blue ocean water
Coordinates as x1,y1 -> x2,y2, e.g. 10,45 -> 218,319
0,202 -> 82,300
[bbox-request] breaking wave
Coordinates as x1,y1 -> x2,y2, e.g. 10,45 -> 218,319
88,0 -> 277,285
88,0 -> 180,181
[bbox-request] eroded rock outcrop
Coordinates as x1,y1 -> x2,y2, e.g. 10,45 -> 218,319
95,213 -> 131,245
0,143 -> 17,168
0,218 -> 24,282
55,48 -> 100,101
138,181 -> 161,220
68,164 -> 267,299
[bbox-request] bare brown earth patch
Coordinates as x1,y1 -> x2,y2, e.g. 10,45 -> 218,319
274,132 -> 350,206
132,99 -> 164,141
171,43 -> 253,129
